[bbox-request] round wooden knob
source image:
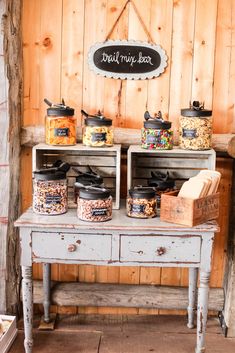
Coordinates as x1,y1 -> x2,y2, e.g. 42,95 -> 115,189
156,247 -> 166,256
67,244 -> 77,252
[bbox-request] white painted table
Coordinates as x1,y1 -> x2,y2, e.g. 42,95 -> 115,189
15,207 -> 219,353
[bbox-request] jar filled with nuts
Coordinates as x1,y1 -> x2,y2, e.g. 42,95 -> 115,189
81,110 -> 113,147
127,187 -> 157,218
33,170 -> 68,215
45,99 -> 76,146
179,101 -> 212,150
141,111 -> 173,150
77,187 -> 112,222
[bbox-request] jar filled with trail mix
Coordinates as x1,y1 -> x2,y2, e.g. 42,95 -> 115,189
45,99 -> 76,145
141,111 -> 173,150
33,170 -> 68,215
179,101 -> 212,150
81,110 -> 113,147
127,187 -> 157,219
77,187 -> 112,222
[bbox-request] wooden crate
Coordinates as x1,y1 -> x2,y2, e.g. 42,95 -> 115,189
0,315 -> 17,353
160,190 -> 220,227
127,145 -> 216,190
32,143 -> 121,209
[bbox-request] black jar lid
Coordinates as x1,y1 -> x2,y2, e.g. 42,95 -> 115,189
75,174 -> 103,186
181,101 -> 212,117
34,170 -> 66,181
85,116 -> 112,127
129,187 -> 156,199
148,178 -> 175,190
79,187 -> 111,200
143,110 -> 171,129
47,106 -> 74,117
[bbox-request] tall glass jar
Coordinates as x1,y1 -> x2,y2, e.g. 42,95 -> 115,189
33,170 -> 68,215
45,104 -> 76,145
127,187 -> 157,218
77,188 -> 112,222
82,110 -> 113,147
179,101 -> 212,150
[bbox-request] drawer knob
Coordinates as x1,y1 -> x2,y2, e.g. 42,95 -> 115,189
156,247 -> 166,256
67,244 -> 77,252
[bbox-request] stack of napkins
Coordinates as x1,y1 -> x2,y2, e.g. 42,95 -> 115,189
178,170 -> 221,199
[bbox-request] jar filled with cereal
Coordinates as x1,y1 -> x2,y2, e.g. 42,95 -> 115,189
127,187 -> 157,219
141,111 -> 173,150
81,110 -> 113,147
45,99 -> 76,146
33,170 -> 68,215
77,187 -> 112,222
179,101 -> 212,150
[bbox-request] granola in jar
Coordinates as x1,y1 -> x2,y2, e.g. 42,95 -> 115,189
179,101 -> 212,150
77,187 -> 112,222
127,187 -> 157,218
33,170 -> 68,215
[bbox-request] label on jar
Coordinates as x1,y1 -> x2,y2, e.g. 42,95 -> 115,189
91,132 -> 107,142
91,208 -> 108,216
146,134 -> 157,144
45,193 -> 62,205
130,203 -> 145,213
182,128 -> 197,139
54,128 -> 69,137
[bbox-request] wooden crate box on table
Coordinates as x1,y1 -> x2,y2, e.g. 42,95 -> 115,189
32,143 -> 121,209
127,145 -> 216,190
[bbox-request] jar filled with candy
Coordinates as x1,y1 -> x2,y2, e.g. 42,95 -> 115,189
141,111 -> 173,150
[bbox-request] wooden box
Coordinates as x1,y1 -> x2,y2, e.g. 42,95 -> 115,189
127,145 -> 216,190
160,190 -> 220,226
32,143 -> 121,209
0,315 -> 17,353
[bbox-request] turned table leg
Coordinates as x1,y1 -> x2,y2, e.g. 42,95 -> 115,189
188,267 -> 198,329
43,263 -> 51,323
195,271 -> 210,353
22,266 -> 33,353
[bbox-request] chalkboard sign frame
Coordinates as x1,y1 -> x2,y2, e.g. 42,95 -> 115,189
88,40 -> 168,80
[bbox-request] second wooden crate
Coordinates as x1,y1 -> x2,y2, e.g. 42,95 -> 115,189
32,143 -> 121,209
127,145 -> 216,190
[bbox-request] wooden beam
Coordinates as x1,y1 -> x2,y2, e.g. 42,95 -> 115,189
0,0 -> 22,314
32,280 -> 224,311
20,125 -> 235,157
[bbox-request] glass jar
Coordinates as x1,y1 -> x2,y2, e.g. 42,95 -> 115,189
45,103 -> 76,145
33,171 -> 68,215
82,110 -> 113,147
77,188 -> 112,222
127,187 -> 157,218
179,101 -> 212,150
147,171 -> 175,207
141,111 -> 173,150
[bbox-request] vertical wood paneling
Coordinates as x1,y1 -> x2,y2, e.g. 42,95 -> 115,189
21,0 -> 235,315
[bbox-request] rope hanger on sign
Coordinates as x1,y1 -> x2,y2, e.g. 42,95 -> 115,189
105,0 -> 155,44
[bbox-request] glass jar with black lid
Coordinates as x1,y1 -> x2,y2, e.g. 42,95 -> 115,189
127,187 -> 157,218
141,111 -> 173,150
81,110 -> 113,147
74,173 -> 104,204
33,170 -> 68,215
45,99 -> 76,146
77,187 -> 112,222
179,101 -> 212,150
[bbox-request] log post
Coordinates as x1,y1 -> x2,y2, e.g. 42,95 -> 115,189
0,0 -> 22,314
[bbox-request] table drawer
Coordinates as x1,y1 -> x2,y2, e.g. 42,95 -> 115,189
120,235 -> 201,263
32,232 -> 112,261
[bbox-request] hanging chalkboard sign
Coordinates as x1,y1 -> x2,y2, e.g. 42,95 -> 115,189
88,40 -> 167,80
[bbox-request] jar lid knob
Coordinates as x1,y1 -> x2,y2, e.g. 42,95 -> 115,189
190,101 -> 205,111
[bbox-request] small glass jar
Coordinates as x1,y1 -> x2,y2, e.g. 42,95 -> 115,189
45,104 -> 76,145
147,172 -> 175,207
82,111 -> 113,147
127,187 -> 157,218
74,174 -> 104,204
33,171 -> 68,215
179,101 -> 212,150
77,188 -> 112,222
141,111 -> 173,150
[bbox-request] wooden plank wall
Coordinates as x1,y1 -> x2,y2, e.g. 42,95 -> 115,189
21,0 -> 235,315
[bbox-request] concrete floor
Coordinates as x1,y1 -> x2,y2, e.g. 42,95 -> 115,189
9,314 -> 235,353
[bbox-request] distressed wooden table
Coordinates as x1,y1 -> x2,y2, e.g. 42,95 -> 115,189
15,206 -> 219,353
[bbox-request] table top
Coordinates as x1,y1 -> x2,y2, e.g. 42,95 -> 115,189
15,205 -> 219,233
